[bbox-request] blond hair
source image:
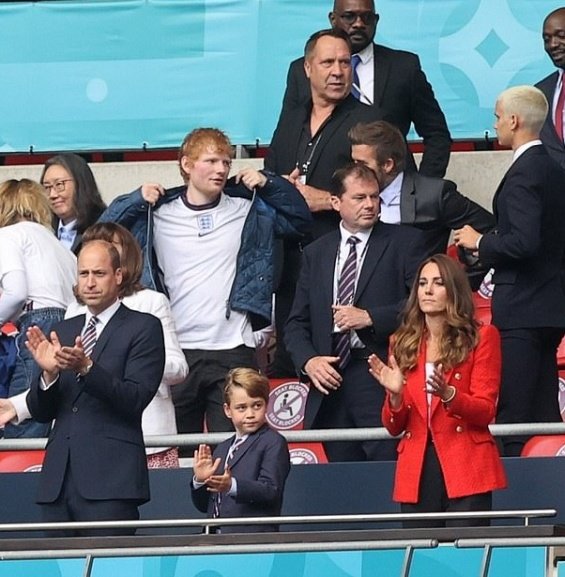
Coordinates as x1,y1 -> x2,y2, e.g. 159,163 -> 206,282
0,179 -> 53,229
497,86 -> 548,134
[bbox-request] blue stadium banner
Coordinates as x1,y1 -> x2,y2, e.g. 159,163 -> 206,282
0,0 -> 561,151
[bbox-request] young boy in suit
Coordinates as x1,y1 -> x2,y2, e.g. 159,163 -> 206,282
191,368 -> 290,533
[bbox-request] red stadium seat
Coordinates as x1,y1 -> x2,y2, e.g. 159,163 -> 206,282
0,450 -> 44,472
520,436 -> 565,457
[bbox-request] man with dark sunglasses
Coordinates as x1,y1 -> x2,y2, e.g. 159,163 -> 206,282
280,0 -> 451,179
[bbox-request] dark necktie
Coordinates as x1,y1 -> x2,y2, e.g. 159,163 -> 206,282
351,54 -> 362,101
333,236 -> 360,369
212,436 -> 246,519
82,316 -> 99,359
556,84 -> 565,142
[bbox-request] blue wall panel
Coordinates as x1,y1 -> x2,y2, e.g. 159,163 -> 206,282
0,0 -> 563,151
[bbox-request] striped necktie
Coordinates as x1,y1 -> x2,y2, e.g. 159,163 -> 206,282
333,236 -> 360,369
82,316 -> 99,358
212,436 -> 246,519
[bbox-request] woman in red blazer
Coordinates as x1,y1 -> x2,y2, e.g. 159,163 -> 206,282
369,254 -> 507,528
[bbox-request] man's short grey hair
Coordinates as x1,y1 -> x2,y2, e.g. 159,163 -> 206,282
497,86 -> 548,134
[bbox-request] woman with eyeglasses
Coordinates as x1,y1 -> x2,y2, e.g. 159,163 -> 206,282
0,179 -> 76,438
368,254 -> 507,528
40,153 -> 106,254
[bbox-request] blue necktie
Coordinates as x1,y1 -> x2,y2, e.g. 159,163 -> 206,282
351,54 -> 361,101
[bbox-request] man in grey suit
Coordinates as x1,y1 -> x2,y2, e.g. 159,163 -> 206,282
535,7 -> 565,170
349,120 -> 495,287
281,0 -> 451,177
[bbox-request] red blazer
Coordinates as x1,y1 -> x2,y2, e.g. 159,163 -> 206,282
382,324 -> 507,503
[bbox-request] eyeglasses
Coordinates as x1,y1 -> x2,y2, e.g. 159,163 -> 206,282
339,11 -> 377,25
42,179 -> 73,193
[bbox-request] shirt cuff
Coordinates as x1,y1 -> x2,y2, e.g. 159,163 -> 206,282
40,373 -> 59,390
192,476 -> 206,489
10,391 -> 32,424
475,234 -> 483,250
227,477 -> 237,497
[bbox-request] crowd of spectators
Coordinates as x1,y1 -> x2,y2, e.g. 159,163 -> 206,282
0,0 -> 564,532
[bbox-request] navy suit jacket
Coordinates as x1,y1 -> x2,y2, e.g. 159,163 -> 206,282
27,304 -> 165,504
536,72 -> 565,171
479,145 -> 565,329
281,44 -> 451,178
284,223 -> 426,426
191,425 -> 290,533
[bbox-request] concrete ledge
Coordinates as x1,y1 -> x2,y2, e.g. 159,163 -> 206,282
0,150 -> 513,210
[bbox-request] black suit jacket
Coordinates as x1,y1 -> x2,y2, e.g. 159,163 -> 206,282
281,44 -> 451,178
479,145 -> 565,329
285,223 -> 426,425
398,171 -> 495,256
27,304 -> 165,504
265,95 -> 381,239
191,425 -> 290,533
536,72 -> 565,171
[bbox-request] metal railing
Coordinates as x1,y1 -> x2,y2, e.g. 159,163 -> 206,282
1,422 -> 565,451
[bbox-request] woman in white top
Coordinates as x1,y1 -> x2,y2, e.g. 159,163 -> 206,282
0,179 -> 76,438
67,223 -> 188,468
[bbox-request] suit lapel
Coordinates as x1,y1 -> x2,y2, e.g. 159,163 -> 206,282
322,232 -> 340,306
372,44 -> 391,107
228,427 -> 265,468
354,224 -> 390,301
90,304 -> 128,362
399,171 -> 416,224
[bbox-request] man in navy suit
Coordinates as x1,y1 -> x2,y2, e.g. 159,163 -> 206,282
280,0 -> 451,178
285,163 -> 426,462
535,7 -> 565,171
26,240 -> 165,536
454,86 -> 565,457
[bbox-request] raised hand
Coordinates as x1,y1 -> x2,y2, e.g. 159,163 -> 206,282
193,444 -> 221,483
368,354 -> 405,394
25,327 -> 61,379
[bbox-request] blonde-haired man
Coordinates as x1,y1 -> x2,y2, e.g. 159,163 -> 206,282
454,86 -> 565,456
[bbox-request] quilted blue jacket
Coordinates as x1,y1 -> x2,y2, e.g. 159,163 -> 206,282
99,171 -> 312,330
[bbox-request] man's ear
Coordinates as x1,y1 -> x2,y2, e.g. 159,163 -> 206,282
180,155 -> 193,177
328,10 -> 336,27
383,158 -> 395,175
304,59 -> 311,79
223,403 -> 231,419
330,195 -> 341,213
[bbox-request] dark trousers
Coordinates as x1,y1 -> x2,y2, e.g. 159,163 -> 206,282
271,243 -> 303,378
310,356 -> 397,462
172,346 -> 256,456
41,462 -> 139,537
496,327 -> 564,456
401,443 -> 492,529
